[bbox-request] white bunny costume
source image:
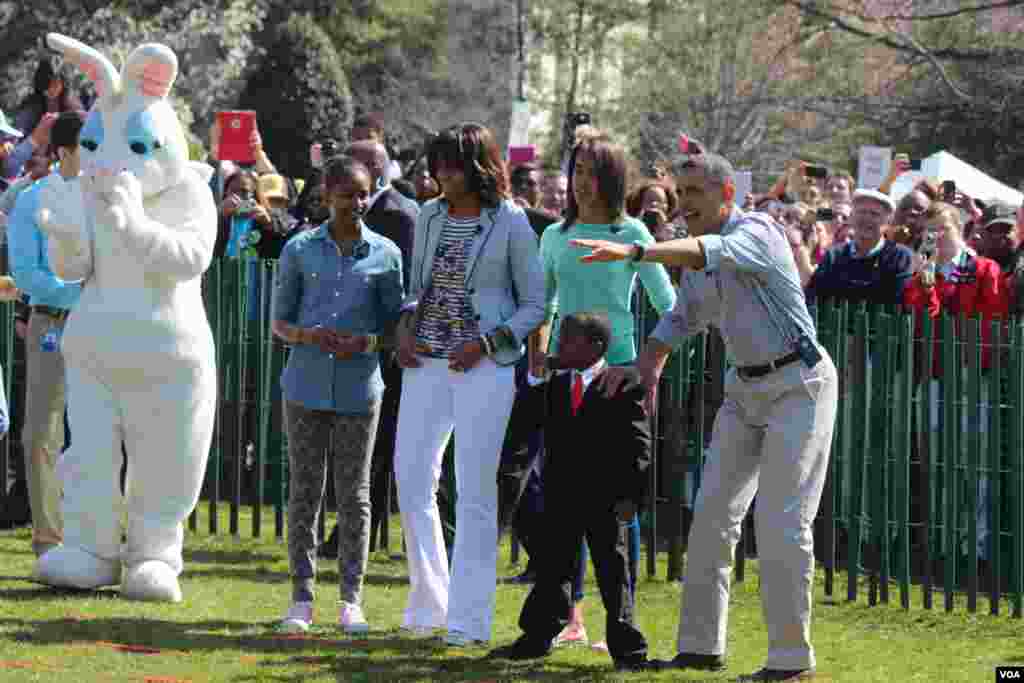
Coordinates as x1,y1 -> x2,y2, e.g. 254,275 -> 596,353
34,34 -> 217,602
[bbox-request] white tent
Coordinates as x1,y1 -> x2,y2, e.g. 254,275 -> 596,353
890,150 -> 1023,207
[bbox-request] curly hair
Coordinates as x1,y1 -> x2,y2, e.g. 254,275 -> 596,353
427,123 -> 509,208
626,178 -> 678,219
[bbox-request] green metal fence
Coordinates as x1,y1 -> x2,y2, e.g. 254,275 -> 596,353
0,262 -> 1021,618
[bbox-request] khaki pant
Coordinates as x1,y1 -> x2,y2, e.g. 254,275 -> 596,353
677,355 -> 839,671
22,311 -> 68,556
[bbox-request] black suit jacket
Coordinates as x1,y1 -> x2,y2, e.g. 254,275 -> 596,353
363,187 -> 419,287
511,371 -> 651,510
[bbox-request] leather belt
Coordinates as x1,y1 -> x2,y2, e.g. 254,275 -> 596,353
737,351 -> 801,380
32,305 -> 70,322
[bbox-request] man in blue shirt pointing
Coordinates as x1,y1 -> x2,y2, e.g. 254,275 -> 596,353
8,111 -> 84,557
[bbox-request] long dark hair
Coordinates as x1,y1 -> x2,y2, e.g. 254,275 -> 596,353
18,58 -> 79,133
562,131 -> 628,231
426,123 -> 509,208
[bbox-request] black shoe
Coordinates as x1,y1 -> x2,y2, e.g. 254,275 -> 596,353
488,636 -> 552,661
613,656 -> 649,672
647,652 -> 726,671
738,667 -> 816,681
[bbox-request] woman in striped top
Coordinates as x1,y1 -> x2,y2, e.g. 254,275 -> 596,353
393,123 -> 545,647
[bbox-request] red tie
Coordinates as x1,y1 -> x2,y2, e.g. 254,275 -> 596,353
571,373 -> 584,416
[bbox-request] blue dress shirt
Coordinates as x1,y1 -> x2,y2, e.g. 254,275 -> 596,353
273,222 -> 405,413
7,175 -> 82,310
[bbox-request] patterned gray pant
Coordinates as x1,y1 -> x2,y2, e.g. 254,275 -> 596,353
284,401 -> 380,604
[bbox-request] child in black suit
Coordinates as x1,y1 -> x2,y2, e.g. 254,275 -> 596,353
489,311 -> 650,671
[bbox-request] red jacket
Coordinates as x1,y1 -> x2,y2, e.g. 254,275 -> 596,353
903,252 -> 1007,377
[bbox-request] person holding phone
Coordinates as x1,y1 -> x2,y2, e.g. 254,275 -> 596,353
626,178 -> 679,244
903,202 -> 1006,564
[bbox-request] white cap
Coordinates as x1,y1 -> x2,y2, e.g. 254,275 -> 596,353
852,188 -> 896,212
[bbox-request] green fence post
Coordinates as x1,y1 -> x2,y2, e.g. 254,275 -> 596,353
818,299 -> 837,598
988,318 -> 1002,615
920,310 -> 934,609
209,259 -> 225,535
942,313 -> 958,612
874,306 -> 893,605
1012,323 -> 1024,618
847,302 -> 868,603
896,307 -> 912,609
832,301 -> 849,597
966,317 -> 981,612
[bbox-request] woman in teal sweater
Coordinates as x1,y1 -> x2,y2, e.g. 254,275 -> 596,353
530,131 -> 676,650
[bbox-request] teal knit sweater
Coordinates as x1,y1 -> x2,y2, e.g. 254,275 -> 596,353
541,216 -> 677,364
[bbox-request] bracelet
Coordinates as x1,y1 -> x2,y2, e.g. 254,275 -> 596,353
631,242 -> 646,262
479,334 -> 494,357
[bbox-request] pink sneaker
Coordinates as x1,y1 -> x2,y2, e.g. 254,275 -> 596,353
278,601 -> 314,633
552,623 -> 589,648
339,601 -> 369,634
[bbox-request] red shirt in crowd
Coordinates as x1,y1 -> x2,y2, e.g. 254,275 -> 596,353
903,251 -> 1007,377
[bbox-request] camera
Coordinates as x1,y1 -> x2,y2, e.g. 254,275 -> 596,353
919,229 -> 938,258
235,192 -> 258,216
804,165 -> 828,180
942,180 -> 956,201
566,112 -> 592,130
816,207 -> 835,221
642,210 -> 660,230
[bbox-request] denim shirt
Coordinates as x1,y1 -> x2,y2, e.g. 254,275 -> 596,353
273,222 -> 405,413
7,175 -> 82,310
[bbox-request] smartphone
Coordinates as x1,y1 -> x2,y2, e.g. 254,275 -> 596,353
909,159 -> 923,171
816,207 -> 835,221
805,164 -> 828,179
566,112 -> 592,130
215,110 -> 256,164
508,145 -> 537,165
642,210 -> 659,230
942,180 -> 956,201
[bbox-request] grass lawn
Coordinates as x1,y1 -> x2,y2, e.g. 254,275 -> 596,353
0,508 -> 1020,682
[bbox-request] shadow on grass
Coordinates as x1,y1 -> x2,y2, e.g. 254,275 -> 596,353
184,548 -> 281,565
181,567 -> 409,588
227,636 -> 617,683
0,584 -> 123,602
0,617 -> 630,681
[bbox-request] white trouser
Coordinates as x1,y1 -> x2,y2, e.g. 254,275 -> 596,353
394,356 -> 516,641
678,357 -> 838,671
60,362 -> 216,574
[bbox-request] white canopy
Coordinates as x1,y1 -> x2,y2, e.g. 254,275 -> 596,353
890,150 -> 1023,207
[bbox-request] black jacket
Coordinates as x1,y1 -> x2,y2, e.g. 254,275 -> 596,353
363,187 -> 419,287
513,371 -> 651,509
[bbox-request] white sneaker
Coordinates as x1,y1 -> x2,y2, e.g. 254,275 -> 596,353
338,601 -> 369,634
278,601 -> 314,633
444,630 -> 488,647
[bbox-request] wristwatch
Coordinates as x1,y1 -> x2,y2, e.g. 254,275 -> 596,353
630,241 -> 646,263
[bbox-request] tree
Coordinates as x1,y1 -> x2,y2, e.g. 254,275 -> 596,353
780,0 -> 1024,186
237,13 -> 353,179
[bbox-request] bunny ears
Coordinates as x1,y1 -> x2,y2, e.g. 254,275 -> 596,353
46,33 -> 178,101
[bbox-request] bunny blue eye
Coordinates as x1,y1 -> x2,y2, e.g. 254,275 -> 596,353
81,110 -> 104,151
125,109 -> 162,158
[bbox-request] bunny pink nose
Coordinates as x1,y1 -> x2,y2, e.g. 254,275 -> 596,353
85,160 -> 127,178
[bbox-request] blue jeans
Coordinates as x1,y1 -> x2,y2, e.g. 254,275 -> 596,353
573,517 -> 640,603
